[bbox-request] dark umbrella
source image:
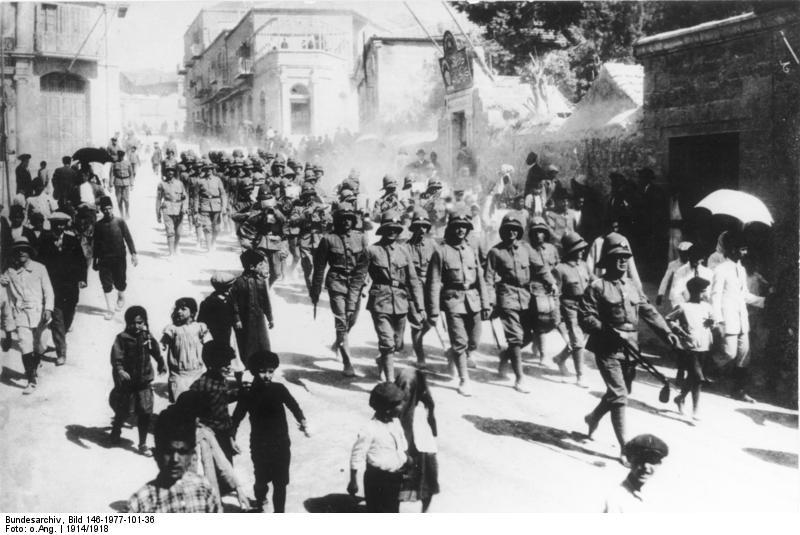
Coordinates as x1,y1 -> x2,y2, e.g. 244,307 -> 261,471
72,147 -> 113,164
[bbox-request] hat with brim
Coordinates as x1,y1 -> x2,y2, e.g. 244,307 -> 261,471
377,211 -> 404,235
48,212 -> 72,223
210,271 -> 236,291
447,213 -> 473,231
18,154 -> 31,160
528,217 -> 551,239
624,434 -> 669,463
409,209 -> 431,229
499,214 -> 524,233
561,232 -> 588,256
677,241 -> 693,252
11,237 -> 35,255
369,382 -> 406,412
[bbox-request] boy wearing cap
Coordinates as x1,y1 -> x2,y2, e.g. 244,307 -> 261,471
603,434 -> 668,512
311,205 -> 369,376
231,250 -> 273,371
156,166 -> 188,257
666,276 -> 714,421
198,272 -> 244,384
484,213 -> 540,393
580,233 -> 678,463
38,212 -> 87,365
426,210 -> 491,396
232,350 -> 308,513
348,382 -> 409,513
0,238 -> 54,393
93,196 -> 137,320
404,209 -> 438,367
366,211 -> 425,382
656,241 -> 692,308
552,231 -> 593,387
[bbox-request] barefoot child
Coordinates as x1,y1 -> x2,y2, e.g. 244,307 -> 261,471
232,350 -> 307,513
110,306 -> 165,454
161,297 -> 208,402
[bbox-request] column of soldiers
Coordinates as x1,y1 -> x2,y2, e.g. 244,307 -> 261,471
152,150 -> 680,458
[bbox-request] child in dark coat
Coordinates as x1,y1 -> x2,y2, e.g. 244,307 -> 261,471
198,272 -> 244,384
232,350 -> 307,513
231,249 -> 273,369
110,306 -> 165,455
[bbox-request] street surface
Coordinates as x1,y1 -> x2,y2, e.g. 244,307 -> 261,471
0,164 -> 797,513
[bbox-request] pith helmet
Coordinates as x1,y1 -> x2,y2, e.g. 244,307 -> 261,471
377,210 -> 404,235
600,232 -> 633,262
561,232 -> 588,256
499,214 -> 524,233
447,210 -> 473,231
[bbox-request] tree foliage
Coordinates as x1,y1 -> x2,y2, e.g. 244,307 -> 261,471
454,1 -> 760,101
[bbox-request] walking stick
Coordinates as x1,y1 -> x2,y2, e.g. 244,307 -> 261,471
313,302 -> 317,320
489,318 -> 502,351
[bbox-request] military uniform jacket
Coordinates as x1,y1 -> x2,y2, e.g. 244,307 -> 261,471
530,242 -> 560,295
366,242 -> 424,315
112,161 -> 133,187
197,175 -> 227,213
484,241 -> 539,311
578,275 -> 670,357
555,260 -> 592,308
157,179 -> 187,216
312,231 -> 369,306
426,241 -> 490,317
404,236 -> 437,282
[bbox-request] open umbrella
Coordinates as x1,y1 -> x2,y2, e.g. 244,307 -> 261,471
72,147 -> 113,164
695,189 -> 773,226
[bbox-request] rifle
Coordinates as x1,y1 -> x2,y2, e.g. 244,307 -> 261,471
618,337 -> 671,403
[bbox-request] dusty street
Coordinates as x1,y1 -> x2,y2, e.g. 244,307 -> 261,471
0,164 -> 797,513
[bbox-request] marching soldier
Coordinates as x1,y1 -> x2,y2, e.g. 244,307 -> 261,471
196,159 -> 228,251
404,209 -> 438,367
484,213 -> 542,393
371,175 -> 403,220
366,210 -> 425,382
311,204 -> 369,377
421,178 -> 446,240
233,189 -> 287,287
156,164 -> 188,257
579,233 -> 679,464
553,232 -> 594,387
291,184 -> 330,291
527,217 -> 562,361
426,210 -> 491,397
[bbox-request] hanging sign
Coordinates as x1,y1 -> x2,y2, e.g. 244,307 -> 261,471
439,31 -> 472,93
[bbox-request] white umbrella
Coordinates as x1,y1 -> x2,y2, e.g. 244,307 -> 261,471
695,189 -> 773,226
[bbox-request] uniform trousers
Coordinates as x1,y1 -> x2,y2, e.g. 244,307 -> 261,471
444,311 -> 481,355
371,312 -> 406,353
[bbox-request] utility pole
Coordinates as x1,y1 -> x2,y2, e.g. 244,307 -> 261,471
0,6 -> 9,208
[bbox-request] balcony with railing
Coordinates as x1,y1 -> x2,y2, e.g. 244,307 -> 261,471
235,57 -> 253,80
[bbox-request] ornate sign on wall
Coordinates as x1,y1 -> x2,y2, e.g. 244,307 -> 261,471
439,31 -> 472,93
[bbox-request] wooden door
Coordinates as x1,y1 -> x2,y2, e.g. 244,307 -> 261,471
40,73 -> 89,165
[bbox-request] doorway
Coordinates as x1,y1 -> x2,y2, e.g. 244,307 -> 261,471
669,132 -> 740,253
290,84 -> 311,135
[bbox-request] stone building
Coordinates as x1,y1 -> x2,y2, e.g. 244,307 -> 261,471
634,5 -> 799,260
181,4 -> 374,141
0,2 -> 123,200
634,4 -> 799,401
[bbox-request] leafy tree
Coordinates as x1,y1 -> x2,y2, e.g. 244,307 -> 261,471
454,1 -> 759,101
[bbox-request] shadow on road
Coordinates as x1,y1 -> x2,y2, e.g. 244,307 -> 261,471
65,424 -> 140,455
279,352 -> 372,394
272,285 -> 325,309
76,304 -> 111,317
737,408 -> 798,429
463,414 -> 616,467
587,390 -> 692,425
303,493 -> 367,513
108,500 -> 128,512
743,448 -> 798,468
1,367 -> 26,389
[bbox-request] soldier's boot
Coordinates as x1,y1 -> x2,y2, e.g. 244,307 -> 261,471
411,327 -> 427,367
509,346 -> 529,393
339,335 -> 355,377
456,351 -> 471,397
610,405 -> 629,466
584,399 -> 609,439
383,351 -> 396,383
573,348 -> 587,387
